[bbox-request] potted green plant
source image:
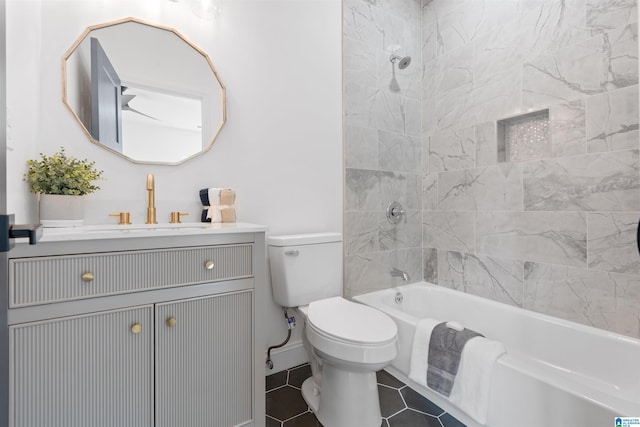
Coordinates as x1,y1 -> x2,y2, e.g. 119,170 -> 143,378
24,147 -> 104,227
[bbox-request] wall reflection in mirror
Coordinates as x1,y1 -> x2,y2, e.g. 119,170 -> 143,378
63,17 -> 226,165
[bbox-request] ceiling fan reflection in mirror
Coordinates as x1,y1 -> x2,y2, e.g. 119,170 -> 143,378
119,85 -> 203,130
117,84 -> 204,163
121,86 -> 158,121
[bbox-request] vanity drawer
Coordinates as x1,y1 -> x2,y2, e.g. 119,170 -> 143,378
9,244 -> 253,307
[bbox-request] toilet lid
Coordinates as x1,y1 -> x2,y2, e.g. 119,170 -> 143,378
306,297 -> 397,345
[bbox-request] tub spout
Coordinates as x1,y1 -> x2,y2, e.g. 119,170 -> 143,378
391,267 -> 410,282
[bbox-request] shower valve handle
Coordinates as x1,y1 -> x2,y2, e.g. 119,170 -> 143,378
386,201 -> 406,224
391,206 -> 405,216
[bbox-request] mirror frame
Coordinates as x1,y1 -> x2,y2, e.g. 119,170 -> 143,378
62,17 -> 227,165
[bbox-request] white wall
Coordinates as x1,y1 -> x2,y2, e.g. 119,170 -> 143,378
6,0 -> 343,371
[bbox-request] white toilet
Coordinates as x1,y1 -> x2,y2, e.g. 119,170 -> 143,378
268,232 -> 398,427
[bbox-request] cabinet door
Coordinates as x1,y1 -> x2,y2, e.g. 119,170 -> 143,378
10,306 -> 154,427
155,290 -> 253,427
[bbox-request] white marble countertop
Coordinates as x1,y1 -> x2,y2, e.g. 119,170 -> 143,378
35,222 -> 269,242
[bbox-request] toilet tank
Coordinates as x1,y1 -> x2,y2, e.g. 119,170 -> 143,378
268,232 -> 342,307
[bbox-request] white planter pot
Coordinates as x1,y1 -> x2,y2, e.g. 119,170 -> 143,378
39,194 -> 85,227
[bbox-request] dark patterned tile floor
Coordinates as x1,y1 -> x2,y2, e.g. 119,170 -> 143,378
266,364 -> 467,427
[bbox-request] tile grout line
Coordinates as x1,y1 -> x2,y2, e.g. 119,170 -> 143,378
266,384 -> 290,393
265,414 -> 282,427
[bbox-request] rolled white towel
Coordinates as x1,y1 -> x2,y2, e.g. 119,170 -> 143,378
208,188 -> 224,206
206,205 -> 222,222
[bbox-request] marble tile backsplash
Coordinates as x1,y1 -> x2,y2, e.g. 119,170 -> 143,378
344,0 -> 640,339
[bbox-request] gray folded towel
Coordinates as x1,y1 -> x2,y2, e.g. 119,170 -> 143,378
427,322 -> 483,396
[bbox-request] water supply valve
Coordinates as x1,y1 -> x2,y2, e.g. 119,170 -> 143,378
287,315 -> 296,329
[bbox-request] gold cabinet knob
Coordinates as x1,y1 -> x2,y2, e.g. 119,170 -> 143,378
130,323 -> 142,334
205,260 -> 215,270
81,272 -> 95,283
166,317 -> 177,327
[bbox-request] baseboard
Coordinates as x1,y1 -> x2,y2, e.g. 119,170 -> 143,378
265,340 -> 308,374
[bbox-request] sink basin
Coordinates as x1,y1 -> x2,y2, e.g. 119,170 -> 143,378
42,222 -> 214,235
39,222 -> 225,241
85,223 -> 214,232
35,222 -> 269,242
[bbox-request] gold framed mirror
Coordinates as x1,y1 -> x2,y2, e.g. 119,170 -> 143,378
62,17 -> 226,165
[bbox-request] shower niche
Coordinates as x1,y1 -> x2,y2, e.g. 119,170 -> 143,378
497,109 -> 550,162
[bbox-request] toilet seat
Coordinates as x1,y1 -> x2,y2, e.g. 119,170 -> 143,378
307,297 -> 397,345
304,297 -> 398,365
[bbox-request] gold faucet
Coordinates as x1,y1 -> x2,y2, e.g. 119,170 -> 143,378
146,173 -> 157,224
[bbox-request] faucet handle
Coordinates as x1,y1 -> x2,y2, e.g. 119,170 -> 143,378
169,212 -> 189,224
109,212 -> 132,225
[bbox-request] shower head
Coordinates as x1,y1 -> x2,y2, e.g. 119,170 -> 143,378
390,54 -> 411,69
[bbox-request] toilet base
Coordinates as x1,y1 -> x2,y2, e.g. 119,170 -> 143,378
301,377 -> 321,412
301,362 -> 382,427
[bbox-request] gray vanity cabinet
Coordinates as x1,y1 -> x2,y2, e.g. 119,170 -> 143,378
155,291 -> 253,426
10,306 -> 155,427
11,290 -> 254,427
6,227 -> 267,427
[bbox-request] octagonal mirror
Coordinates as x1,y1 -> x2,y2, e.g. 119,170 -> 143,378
63,17 -> 226,165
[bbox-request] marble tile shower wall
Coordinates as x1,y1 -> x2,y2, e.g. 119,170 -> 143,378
344,0 -> 425,297
343,0 -> 640,339
421,0 -> 640,339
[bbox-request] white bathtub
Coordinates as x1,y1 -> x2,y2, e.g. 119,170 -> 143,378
353,282 -> 640,427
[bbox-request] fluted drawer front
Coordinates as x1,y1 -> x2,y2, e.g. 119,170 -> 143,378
10,244 -> 253,307
155,291 -> 253,427
11,306 -> 154,427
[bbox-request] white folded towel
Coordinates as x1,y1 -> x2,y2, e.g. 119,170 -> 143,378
449,336 -> 505,425
408,318 -> 441,388
408,318 -> 506,426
